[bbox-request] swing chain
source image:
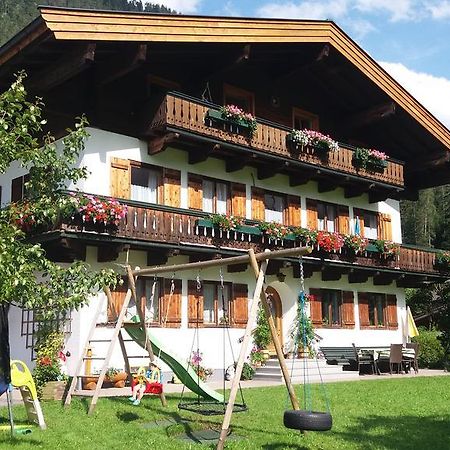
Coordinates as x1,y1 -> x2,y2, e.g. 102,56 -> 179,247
219,267 -> 224,288
170,273 -> 175,295
196,272 -> 201,292
299,256 -> 305,294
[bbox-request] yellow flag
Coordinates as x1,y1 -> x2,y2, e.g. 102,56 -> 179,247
407,307 -> 419,338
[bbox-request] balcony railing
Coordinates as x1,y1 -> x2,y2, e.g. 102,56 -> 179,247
62,202 -> 441,276
150,93 -> 404,188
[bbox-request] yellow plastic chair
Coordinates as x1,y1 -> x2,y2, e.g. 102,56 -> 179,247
10,360 -> 38,401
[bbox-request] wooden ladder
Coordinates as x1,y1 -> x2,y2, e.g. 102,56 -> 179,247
64,269 -> 167,415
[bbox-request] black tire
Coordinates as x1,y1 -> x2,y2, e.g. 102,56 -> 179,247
283,410 -> 332,431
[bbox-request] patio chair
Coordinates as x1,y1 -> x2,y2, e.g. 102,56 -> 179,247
405,342 -> 419,374
389,344 -> 404,374
352,343 -> 378,375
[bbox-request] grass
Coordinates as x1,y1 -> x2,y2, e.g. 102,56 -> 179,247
1,376 -> 450,449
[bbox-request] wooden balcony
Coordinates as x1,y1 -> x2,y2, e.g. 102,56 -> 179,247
149,93 -> 405,192
57,203 -> 444,284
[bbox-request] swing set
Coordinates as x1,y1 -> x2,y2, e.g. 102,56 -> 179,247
65,245 -> 332,449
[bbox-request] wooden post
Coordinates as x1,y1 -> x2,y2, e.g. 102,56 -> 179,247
216,253 -> 268,450
247,248 -> 300,410
125,265 -> 167,407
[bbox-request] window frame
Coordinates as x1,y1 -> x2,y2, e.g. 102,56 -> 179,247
316,200 -> 338,232
292,107 -> 319,131
320,289 -> 343,327
223,84 -> 255,115
354,208 -> 378,239
11,174 -> 29,202
201,176 -> 231,215
263,189 -> 287,224
367,293 -> 387,328
130,161 -> 163,205
133,277 -> 163,326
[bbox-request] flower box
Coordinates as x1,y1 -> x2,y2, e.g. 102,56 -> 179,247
353,148 -> 388,173
196,218 -> 261,236
205,108 -> 253,135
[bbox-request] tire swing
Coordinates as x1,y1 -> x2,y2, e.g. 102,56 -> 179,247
283,257 -> 332,432
178,270 -> 248,416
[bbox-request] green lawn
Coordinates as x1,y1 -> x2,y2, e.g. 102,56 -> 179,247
1,376 -> 450,449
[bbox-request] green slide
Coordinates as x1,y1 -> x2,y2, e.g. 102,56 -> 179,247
123,323 -> 224,403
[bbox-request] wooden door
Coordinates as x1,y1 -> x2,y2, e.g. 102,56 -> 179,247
265,287 -> 283,355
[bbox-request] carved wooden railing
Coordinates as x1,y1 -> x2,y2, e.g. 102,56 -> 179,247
150,92 -> 404,187
108,203 -> 443,274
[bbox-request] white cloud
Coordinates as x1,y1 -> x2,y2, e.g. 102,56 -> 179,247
427,0 -> 450,19
345,17 -> 376,38
380,61 -> 450,128
146,0 -> 202,13
257,0 -> 349,20
354,0 -> 416,22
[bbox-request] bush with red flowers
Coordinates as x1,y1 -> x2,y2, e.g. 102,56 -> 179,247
258,221 -> 291,240
316,231 -> 344,252
343,234 -> 369,254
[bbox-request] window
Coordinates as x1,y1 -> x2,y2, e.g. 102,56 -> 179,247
131,165 -> 161,203
321,290 -> 342,326
11,174 -> 29,202
264,192 -> 285,223
368,293 -> 386,327
317,202 -> 337,232
189,281 -> 246,328
202,179 -> 229,214
354,209 -> 378,239
223,84 -> 254,114
109,278 -> 182,327
293,107 -> 319,131
309,289 -> 354,328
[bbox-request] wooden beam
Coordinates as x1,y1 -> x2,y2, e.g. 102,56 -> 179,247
226,157 -> 251,173
257,161 -> 288,180
97,243 -> 126,262
265,260 -> 283,276
289,172 -> 312,186
348,271 -> 369,284
344,182 -> 375,199
28,43 -> 96,92
97,44 -> 147,86
318,180 -> 338,193
373,273 -> 394,286
235,44 -> 251,63
321,267 -> 342,281
147,132 -> 179,155
343,102 -> 396,129
188,144 -> 220,164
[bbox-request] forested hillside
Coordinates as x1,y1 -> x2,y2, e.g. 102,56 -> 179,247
0,0 -> 175,45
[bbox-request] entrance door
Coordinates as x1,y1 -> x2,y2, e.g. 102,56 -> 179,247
265,287 -> 283,356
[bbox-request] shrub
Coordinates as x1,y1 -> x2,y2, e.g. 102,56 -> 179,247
412,328 -> 446,369
241,362 -> 255,380
253,304 -> 271,349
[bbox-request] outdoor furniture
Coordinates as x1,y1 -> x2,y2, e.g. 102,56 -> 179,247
320,347 -> 356,368
388,344 -> 404,374
405,342 -> 419,374
352,344 -> 378,375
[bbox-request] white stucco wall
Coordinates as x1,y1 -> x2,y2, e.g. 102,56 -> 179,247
0,127 -> 406,376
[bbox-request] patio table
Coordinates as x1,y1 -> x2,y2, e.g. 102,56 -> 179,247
358,347 -> 416,373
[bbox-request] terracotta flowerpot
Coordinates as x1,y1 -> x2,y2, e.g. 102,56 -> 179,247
41,380 -> 66,401
114,380 -> 126,388
111,372 -> 128,383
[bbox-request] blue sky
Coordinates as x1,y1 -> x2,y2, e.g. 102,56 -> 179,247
152,0 -> 450,128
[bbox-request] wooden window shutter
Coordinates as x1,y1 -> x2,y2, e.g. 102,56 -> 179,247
107,282 -> 128,321
110,157 -> 131,199
358,292 -> 370,328
161,279 -> 182,328
285,195 -> 301,227
337,206 -> 350,235
188,173 -> 203,210
251,187 -> 265,221
232,284 -> 248,328
306,199 -> 318,230
354,208 -> 364,237
231,183 -> 246,218
378,213 -> 393,240
308,288 -> 322,326
341,291 -> 355,329
163,168 -> 181,207
188,280 -> 203,327
386,294 -> 398,329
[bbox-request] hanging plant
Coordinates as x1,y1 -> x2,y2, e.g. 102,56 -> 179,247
287,129 -> 339,152
258,221 -> 291,240
288,294 -> 315,355
343,234 -> 369,255
373,239 -> 400,258
209,213 -> 244,231
316,231 -> 344,253
353,147 -> 388,171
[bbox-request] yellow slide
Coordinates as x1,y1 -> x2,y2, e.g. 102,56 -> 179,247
10,360 -> 46,430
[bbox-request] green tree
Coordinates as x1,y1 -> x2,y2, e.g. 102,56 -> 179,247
0,73 -> 117,317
